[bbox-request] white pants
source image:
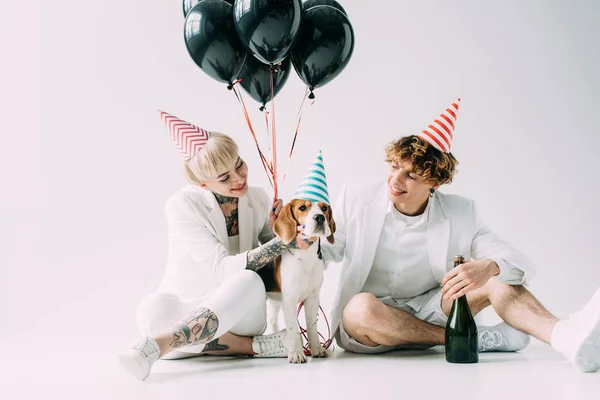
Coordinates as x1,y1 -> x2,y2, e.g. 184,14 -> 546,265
137,270 -> 267,359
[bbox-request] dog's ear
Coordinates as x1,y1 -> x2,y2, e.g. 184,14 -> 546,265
273,203 -> 297,244
326,206 -> 336,244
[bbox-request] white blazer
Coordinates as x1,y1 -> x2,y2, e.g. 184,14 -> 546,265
156,185 -> 274,304
321,181 -> 536,335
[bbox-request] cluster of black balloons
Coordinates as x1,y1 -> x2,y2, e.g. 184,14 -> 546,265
183,0 -> 355,106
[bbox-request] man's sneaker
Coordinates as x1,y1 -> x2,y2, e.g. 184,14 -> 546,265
252,329 -> 288,357
118,337 -> 160,380
478,322 -> 530,352
551,287 -> 600,373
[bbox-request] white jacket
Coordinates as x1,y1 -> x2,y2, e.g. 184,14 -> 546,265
156,185 -> 274,304
321,181 -> 536,334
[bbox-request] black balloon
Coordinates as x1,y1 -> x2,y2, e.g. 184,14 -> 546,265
302,0 -> 347,16
183,0 -> 234,17
233,0 -> 303,65
239,57 -> 291,108
291,5 -> 354,93
184,0 -> 247,85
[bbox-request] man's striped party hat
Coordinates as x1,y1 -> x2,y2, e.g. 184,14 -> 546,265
418,98 -> 461,153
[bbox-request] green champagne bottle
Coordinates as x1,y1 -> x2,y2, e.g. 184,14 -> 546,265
445,255 -> 479,364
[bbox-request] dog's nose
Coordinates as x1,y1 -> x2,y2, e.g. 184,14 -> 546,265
314,214 -> 325,224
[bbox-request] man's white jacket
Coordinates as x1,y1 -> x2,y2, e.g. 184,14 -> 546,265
321,181 -> 536,335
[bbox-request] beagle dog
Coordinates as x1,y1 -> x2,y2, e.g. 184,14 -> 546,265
256,199 -> 336,363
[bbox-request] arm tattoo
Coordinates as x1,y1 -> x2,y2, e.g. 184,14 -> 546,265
245,236 -> 315,271
169,307 -> 219,348
201,338 -> 230,353
246,237 -> 285,271
225,207 -> 239,236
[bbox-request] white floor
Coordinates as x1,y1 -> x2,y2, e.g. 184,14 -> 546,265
3,339 -> 600,400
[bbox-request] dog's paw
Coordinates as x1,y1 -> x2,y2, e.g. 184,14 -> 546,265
288,351 -> 307,364
310,346 -> 329,358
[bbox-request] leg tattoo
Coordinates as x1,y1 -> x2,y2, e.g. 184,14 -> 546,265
169,308 -> 219,348
201,338 -> 230,353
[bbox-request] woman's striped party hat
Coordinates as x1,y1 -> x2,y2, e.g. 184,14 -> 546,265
293,150 -> 330,205
158,110 -> 211,160
418,97 -> 461,153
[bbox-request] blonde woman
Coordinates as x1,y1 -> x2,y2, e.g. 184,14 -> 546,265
118,111 -> 315,380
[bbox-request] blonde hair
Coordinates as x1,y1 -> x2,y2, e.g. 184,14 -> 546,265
184,132 -> 239,185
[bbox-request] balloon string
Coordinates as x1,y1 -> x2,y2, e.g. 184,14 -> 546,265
227,78 -> 243,90
282,87 -> 313,184
296,301 -> 334,356
264,109 -> 271,164
264,61 -> 282,171
233,85 -> 272,175
231,85 -> 274,188
269,67 -> 278,200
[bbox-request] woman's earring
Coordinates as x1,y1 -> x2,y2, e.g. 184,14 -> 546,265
430,187 -> 435,197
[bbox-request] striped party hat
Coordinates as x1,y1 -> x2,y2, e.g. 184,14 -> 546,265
158,110 -> 211,160
418,98 -> 461,153
293,150 -> 330,205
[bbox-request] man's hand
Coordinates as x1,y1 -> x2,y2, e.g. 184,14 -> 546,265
441,258 -> 500,301
269,199 -> 283,229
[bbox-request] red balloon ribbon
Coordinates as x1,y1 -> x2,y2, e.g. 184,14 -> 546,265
233,76 -> 330,353
283,87 -> 313,184
296,301 -> 334,356
231,82 -> 274,188
268,67 -> 279,200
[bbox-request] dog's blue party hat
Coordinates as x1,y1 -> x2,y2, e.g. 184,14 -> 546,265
293,150 -> 330,205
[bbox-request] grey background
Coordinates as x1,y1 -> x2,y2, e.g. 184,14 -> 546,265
2,0 -> 599,345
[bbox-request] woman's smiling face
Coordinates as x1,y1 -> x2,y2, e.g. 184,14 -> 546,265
201,156 -> 249,198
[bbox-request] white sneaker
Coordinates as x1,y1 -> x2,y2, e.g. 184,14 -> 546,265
252,329 -> 288,358
118,337 -> 160,380
478,322 -> 531,352
551,288 -> 600,373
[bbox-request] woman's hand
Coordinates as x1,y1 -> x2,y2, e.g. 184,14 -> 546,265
284,226 -> 318,250
269,199 -> 283,229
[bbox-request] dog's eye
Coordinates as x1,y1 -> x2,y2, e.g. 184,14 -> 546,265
299,205 -> 307,211
321,206 -> 328,212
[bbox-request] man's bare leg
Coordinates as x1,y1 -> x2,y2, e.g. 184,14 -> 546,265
344,279 -> 559,348
344,283 -> 600,372
445,280 -> 600,372
342,292 -> 490,347
441,280 -> 559,344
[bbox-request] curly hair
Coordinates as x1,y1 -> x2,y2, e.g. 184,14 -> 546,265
384,135 -> 459,186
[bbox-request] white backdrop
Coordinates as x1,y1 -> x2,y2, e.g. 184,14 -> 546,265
2,0 -> 599,345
